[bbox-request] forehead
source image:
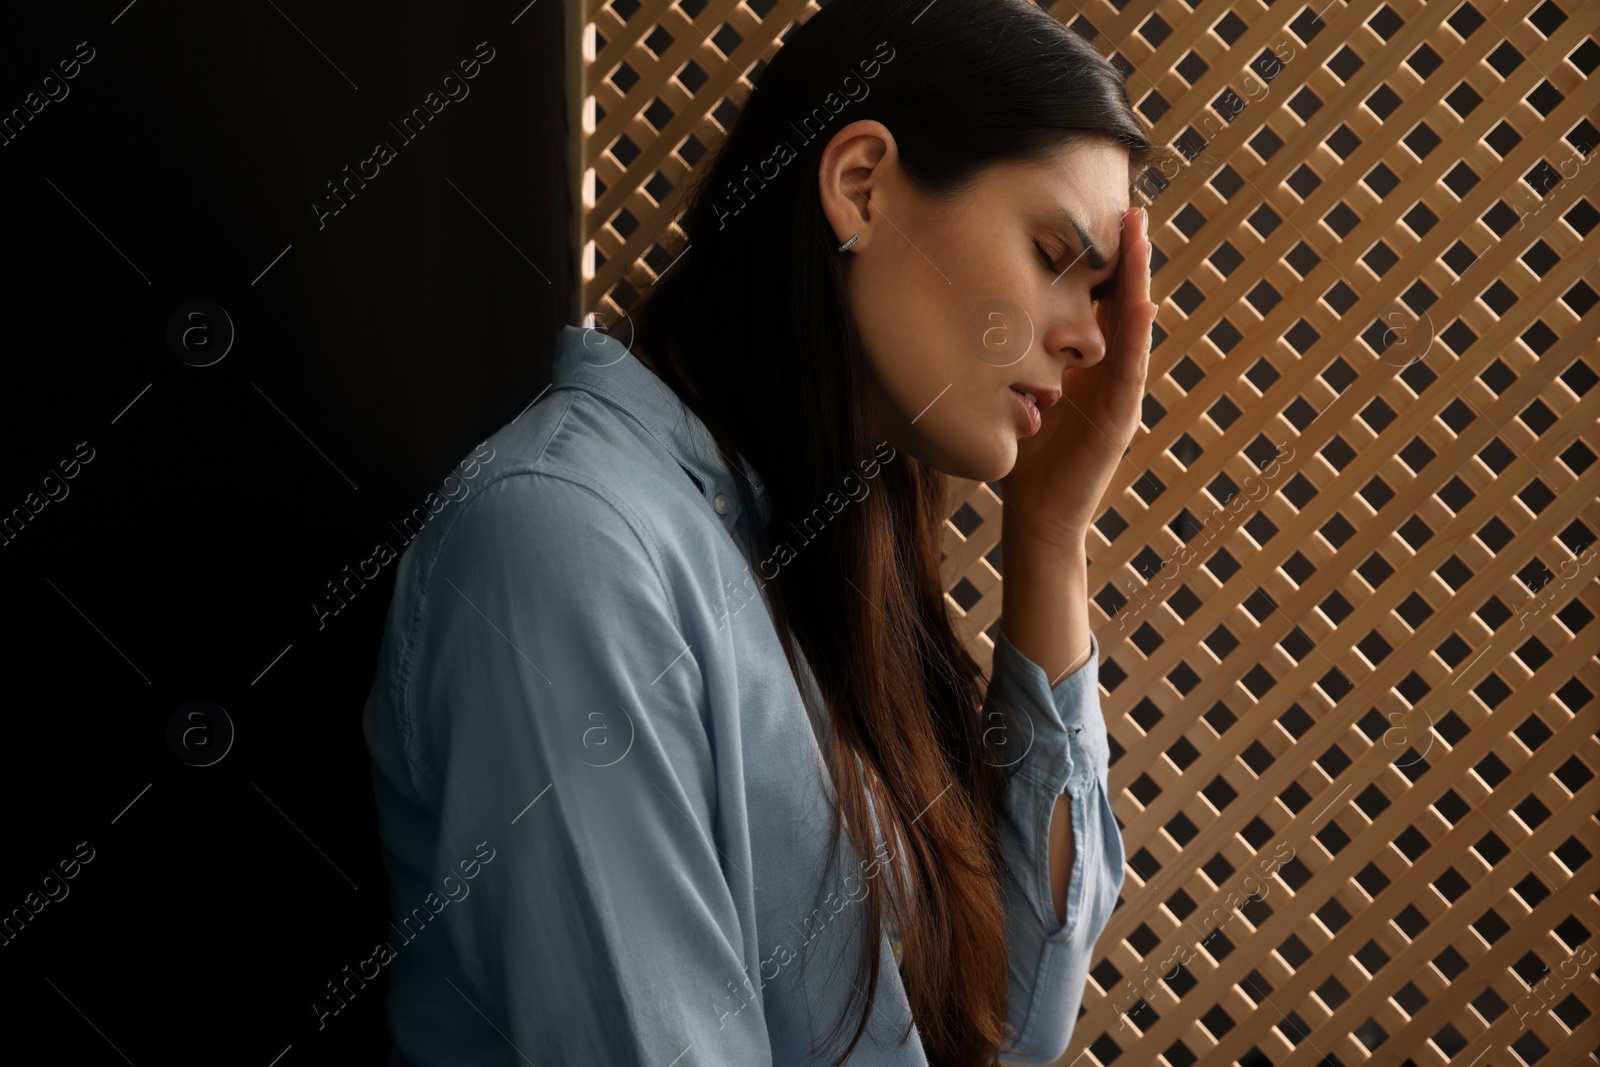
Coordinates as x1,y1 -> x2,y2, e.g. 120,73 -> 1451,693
1008,139 -> 1131,242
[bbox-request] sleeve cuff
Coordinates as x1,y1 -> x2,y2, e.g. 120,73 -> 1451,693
988,625 -> 1109,795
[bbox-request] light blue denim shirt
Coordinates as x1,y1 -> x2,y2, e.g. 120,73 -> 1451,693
361,325 -> 1124,1066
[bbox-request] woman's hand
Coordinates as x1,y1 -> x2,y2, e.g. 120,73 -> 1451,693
1001,206 -> 1157,548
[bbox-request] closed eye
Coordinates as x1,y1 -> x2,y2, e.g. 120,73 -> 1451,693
1039,236 -> 1116,303
1032,238 -> 1061,274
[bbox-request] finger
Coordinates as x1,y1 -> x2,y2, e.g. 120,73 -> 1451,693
1110,210 -> 1154,361
1091,213 -> 1131,358
1136,209 -> 1158,358
1106,212 -> 1134,351
1119,207 -> 1152,315
1136,207 -> 1153,306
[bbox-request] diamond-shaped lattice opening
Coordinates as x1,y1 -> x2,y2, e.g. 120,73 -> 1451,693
607,132 -> 640,167
948,576 -> 981,613
1138,13 -> 1171,47
949,502 -> 983,538
610,60 -> 640,94
643,97 -> 674,132
643,24 -> 673,57
711,23 -> 743,57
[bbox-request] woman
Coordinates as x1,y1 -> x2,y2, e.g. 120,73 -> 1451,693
362,0 -> 1172,1063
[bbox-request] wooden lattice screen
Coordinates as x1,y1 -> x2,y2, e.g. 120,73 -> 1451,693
573,0 -> 1600,1064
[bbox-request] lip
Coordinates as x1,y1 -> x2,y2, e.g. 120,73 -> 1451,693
1009,386 -> 1042,436
1009,383 -> 1061,412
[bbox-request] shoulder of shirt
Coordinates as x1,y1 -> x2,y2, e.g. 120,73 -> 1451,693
415,385 -> 701,592
385,385 -> 717,713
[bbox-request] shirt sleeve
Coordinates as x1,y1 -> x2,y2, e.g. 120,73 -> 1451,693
396,470 -> 774,1066
985,625 -> 1125,1066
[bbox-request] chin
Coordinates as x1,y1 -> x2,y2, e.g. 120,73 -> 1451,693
937,440 -> 1015,484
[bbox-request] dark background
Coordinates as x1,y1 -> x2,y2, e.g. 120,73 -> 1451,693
0,1 -> 571,1061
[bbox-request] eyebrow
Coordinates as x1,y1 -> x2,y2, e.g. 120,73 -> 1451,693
1056,205 -> 1110,273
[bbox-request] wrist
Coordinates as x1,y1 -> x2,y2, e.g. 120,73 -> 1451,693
1002,512 -> 1088,568
1001,499 -> 1088,551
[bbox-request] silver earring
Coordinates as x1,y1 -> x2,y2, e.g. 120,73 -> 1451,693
837,233 -> 860,253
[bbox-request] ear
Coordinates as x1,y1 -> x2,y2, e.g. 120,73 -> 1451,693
817,120 -> 895,252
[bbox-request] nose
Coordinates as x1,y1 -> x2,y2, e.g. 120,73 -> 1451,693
1044,310 -> 1106,369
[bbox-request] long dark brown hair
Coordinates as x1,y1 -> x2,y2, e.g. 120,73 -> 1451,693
614,0 -> 1171,1062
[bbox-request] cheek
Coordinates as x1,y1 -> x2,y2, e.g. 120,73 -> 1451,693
944,242 -> 1022,350
850,223 -> 1034,433
970,306 -> 1031,369
851,263 -> 965,406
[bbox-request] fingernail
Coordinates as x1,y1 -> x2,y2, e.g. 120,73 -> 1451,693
1140,208 -> 1149,238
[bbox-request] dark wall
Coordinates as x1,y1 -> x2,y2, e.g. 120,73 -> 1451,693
0,1 -> 571,1061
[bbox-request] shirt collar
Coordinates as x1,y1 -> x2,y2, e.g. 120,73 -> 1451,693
550,325 -> 772,532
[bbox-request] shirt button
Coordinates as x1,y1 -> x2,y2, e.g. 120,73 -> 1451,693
891,939 -> 904,967
712,493 -> 731,515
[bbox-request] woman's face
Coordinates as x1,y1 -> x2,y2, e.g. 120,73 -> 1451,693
819,123 -> 1131,482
